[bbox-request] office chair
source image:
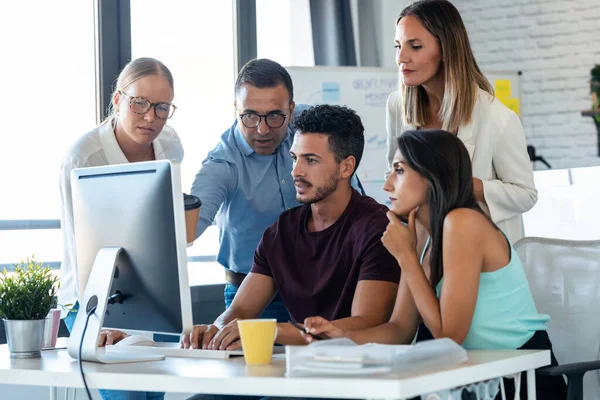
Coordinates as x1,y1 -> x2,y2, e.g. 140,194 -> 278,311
514,237 -> 600,400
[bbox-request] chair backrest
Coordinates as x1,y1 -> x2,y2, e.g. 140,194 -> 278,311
514,237 -> 600,400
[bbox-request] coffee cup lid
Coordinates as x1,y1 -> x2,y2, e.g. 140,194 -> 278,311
183,193 -> 202,210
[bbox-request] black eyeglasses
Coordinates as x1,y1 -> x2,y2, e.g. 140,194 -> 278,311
119,91 -> 177,119
237,110 -> 288,129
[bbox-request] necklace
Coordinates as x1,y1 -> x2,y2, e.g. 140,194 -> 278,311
142,145 -> 155,161
129,145 -> 154,162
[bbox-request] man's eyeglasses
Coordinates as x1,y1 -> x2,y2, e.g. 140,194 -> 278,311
238,111 -> 288,129
119,91 -> 177,120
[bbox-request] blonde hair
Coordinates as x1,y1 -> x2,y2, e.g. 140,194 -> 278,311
103,57 -> 174,125
397,0 -> 493,132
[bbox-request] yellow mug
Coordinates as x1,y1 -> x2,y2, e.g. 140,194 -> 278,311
237,319 -> 278,365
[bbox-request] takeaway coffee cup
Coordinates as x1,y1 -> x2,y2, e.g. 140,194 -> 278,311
183,194 -> 201,247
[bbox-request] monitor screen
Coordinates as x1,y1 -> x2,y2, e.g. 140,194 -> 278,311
71,160 -> 192,335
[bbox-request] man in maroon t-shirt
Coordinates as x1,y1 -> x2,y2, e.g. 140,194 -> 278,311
183,105 -> 400,351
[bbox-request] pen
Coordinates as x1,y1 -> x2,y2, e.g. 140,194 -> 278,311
288,319 -> 322,341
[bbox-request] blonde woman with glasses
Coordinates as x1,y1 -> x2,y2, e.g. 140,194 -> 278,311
58,57 -> 180,400
386,0 -> 536,243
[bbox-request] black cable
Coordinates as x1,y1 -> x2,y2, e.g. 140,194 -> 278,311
78,305 -> 97,400
527,145 -> 552,169
536,156 -> 552,169
107,290 -> 126,305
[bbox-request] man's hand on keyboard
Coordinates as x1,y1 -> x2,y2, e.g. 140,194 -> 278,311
208,319 -> 242,351
182,324 -> 220,350
97,330 -> 129,347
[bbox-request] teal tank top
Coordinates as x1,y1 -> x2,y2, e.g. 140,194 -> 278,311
421,235 -> 549,349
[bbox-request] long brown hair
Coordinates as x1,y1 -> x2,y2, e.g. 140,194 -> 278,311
397,130 -> 494,288
397,0 -> 493,133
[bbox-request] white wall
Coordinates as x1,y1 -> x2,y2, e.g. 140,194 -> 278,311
454,0 -> 600,169
372,0 -> 600,169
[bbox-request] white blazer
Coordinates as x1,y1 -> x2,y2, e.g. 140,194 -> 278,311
385,88 -> 537,243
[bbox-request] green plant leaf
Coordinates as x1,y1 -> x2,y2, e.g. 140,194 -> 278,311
0,256 -> 60,320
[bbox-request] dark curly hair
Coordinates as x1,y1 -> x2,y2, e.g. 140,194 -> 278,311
292,104 -> 365,174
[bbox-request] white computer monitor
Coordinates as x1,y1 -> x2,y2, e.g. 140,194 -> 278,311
67,160 -> 192,363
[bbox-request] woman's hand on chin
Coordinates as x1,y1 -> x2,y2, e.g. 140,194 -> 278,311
382,208 -> 419,266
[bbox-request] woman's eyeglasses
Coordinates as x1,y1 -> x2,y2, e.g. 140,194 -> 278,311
119,91 -> 177,120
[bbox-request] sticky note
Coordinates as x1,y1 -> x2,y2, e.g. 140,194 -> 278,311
322,82 -> 341,102
494,79 -> 512,100
500,97 -> 520,115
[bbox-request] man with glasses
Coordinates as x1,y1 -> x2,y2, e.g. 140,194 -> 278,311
184,104 -> 399,382
190,59 -> 362,322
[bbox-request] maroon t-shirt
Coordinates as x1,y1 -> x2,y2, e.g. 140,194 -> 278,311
251,189 -> 400,322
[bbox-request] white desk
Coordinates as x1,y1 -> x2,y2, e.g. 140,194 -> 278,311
0,342 -> 549,400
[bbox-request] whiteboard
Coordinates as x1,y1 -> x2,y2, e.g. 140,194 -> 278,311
287,66 -> 522,204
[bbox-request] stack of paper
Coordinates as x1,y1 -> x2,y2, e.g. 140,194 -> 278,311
285,337 -> 467,376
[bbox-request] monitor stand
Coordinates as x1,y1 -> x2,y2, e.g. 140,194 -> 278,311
67,247 -> 165,364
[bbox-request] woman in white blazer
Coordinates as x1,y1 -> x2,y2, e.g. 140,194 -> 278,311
386,0 -> 537,243
58,57 -> 180,400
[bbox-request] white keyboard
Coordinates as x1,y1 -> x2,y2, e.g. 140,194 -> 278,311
96,351 -> 165,364
105,341 -> 245,359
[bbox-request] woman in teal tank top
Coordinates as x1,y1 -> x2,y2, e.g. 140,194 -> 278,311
303,129 -> 566,399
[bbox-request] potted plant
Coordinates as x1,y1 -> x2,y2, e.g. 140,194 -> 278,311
0,256 -> 59,358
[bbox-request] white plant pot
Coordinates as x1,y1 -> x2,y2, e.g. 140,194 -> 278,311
3,319 -> 46,358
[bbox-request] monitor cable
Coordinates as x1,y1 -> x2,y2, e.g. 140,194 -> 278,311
78,305 -> 97,400
107,290 -> 126,305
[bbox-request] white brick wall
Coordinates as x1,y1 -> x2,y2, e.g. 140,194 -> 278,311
375,0 -> 600,169
452,0 -> 600,169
